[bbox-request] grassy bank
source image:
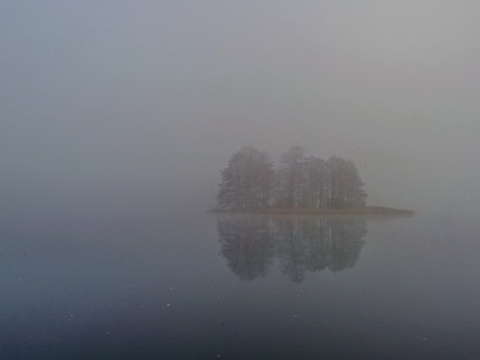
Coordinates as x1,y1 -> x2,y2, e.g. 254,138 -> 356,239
210,206 -> 414,216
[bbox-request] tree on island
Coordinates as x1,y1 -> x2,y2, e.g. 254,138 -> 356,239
217,146 -> 367,210
325,156 -> 367,208
276,145 -> 305,208
217,146 -> 275,210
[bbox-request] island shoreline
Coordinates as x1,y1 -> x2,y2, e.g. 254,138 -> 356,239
209,206 -> 414,216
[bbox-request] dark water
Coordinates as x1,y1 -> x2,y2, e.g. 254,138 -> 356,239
1,206 -> 480,359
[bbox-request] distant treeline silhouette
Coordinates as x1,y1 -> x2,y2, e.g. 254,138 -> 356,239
217,146 -> 367,210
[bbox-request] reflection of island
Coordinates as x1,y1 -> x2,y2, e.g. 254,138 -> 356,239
217,216 -> 367,282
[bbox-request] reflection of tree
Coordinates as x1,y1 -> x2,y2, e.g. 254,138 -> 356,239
218,216 -> 275,280
217,216 -> 367,282
322,218 -> 367,272
275,218 -> 308,282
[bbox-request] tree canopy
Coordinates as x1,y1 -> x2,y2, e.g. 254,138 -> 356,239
217,146 -> 275,210
217,146 -> 367,210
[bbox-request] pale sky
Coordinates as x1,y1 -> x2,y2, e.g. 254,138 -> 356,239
2,1 -> 480,214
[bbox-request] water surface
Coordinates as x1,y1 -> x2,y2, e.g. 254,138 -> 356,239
1,206 -> 479,359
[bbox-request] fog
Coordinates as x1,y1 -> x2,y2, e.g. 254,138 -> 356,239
2,1 -> 480,216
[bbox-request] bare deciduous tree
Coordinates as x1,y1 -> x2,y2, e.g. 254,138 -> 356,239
276,146 -> 305,208
217,146 -> 275,209
218,146 -> 366,210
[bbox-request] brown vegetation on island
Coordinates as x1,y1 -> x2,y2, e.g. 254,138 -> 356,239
211,206 -> 413,216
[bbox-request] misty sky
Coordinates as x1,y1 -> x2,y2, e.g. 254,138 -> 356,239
2,1 -> 480,214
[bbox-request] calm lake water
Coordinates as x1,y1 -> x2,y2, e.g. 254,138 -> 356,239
1,205 -> 480,359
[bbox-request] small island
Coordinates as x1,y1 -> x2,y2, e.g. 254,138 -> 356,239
212,146 -> 413,216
